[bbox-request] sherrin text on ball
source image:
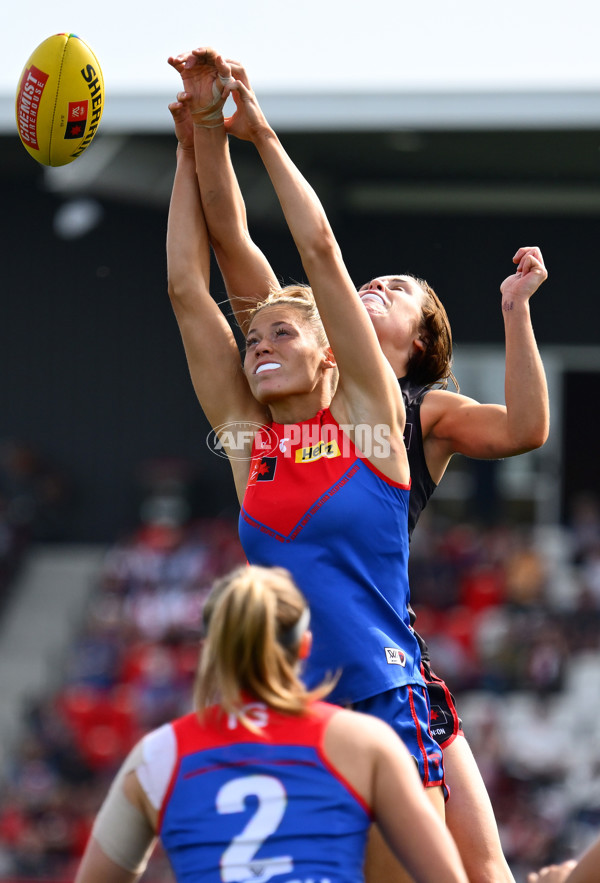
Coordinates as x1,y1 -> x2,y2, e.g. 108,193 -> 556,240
15,33 -> 104,167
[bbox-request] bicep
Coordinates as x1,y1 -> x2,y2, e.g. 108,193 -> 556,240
428,395 -> 512,460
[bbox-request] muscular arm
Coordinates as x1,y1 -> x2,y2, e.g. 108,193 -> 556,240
230,78 -> 404,432
166,108 -> 261,433
423,247 -> 549,478
194,124 -> 279,330
325,710 -> 469,883
169,49 -> 279,332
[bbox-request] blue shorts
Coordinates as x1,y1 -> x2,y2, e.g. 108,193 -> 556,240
351,685 -> 446,792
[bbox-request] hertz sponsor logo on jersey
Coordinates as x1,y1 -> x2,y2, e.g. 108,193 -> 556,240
384,647 -> 406,666
295,439 -> 341,463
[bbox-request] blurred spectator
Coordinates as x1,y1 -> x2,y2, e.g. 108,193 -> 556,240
2,501 -> 600,880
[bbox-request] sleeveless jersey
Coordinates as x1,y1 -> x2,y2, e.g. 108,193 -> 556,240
239,408 -> 425,706
400,378 -> 441,672
158,701 -> 371,883
400,377 -> 437,538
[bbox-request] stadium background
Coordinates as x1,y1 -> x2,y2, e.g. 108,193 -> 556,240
1,1 -> 600,879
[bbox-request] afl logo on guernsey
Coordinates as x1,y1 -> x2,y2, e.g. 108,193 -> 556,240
295,439 -> 341,463
384,647 -> 406,666
207,422 -> 279,460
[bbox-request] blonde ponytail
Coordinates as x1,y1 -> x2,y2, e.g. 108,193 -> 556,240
195,566 -> 334,730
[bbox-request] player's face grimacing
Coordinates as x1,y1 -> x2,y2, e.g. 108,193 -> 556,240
358,275 -> 425,356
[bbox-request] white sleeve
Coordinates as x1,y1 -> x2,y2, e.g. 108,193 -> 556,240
91,726 -> 175,875
136,723 -> 177,810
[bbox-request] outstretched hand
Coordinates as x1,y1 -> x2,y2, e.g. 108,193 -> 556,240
168,92 -> 194,152
218,59 -> 270,143
168,47 -> 232,128
501,246 -> 548,306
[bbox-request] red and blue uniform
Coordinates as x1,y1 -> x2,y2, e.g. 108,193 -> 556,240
239,408 -> 425,707
158,701 -> 371,882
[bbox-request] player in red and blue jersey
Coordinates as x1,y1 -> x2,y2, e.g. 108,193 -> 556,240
75,566 -> 469,883
165,47 -> 549,883
163,49 -> 451,881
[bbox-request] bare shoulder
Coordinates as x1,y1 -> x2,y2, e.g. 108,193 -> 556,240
325,707 -> 403,754
322,708 -> 408,806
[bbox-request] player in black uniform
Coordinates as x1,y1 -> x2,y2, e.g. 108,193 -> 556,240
167,47 -> 549,883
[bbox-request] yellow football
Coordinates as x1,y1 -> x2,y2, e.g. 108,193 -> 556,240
15,33 -> 104,167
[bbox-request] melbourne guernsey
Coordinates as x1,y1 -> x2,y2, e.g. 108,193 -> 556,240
239,408 -> 425,705
148,701 -> 372,882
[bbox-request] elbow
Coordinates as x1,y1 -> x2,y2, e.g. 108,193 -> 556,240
167,276 -> 180,307
514,422 -> 550,454
526,413 -> 551,451
167,274 -> 192,313
301,226 -> 340,267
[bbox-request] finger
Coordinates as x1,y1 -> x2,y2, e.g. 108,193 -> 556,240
192,46 -> 218,60
168,101 -> 186,121
167,55 -> 185,71
230,79 -> 253,100
520,254 -> 546,277
512,245 -> 537,265
216,55 -> 232,78
224,58 -> 250,87
513,245 -> 543,265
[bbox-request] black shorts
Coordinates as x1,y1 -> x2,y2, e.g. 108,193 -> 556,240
423,668 -> 463,749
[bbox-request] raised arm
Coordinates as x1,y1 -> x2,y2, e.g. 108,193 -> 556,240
166,99 -> 265,489
168,48 -> 279,332
223,70 -> 405,445
423,246 -> 549,474
501,245 -> 550,449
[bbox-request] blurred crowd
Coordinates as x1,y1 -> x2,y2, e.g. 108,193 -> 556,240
1,488 -> 600,881
0,440 -> 71,613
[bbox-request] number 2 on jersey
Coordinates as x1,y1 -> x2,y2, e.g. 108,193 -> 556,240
217,774 -> 293,882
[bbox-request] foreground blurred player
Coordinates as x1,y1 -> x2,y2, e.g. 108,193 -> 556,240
167,46 -> 549,883
75,565 -> 468,883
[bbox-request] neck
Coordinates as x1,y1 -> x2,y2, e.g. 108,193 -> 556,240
268,389 -> 332,426
380,339 -> 408,380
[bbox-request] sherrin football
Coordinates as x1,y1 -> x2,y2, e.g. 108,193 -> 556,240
15,33 -> 104,167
